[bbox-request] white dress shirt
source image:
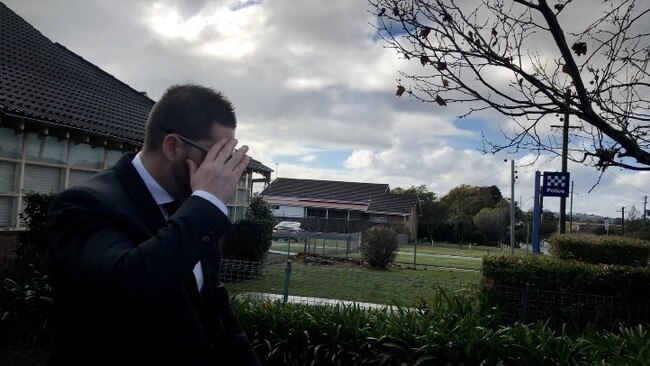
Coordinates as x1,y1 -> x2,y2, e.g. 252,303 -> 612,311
131,152 -> 228,291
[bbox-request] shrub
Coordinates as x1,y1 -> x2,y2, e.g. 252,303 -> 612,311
1,192 -> 55,349
629,225 -> 650,242
482,255 -> 650,300
233,297 -> 650,365
482,255 -> 650,328
360,226 -> 398,269
15,192 -> 54,276
220,195 -> 274,262
549,234 -> 650,267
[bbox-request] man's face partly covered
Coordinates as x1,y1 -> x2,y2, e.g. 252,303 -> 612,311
171,124 -> 236,199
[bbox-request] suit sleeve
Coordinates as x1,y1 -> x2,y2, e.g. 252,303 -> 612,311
47,188 -> 230,304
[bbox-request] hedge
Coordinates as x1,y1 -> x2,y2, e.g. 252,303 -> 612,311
482,255 -> 650,301
549,234 -> 650,267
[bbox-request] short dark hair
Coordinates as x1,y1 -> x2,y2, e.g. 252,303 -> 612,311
144,83 -> 237,150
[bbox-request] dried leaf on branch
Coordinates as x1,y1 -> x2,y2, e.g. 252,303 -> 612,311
572,42 -> 587,56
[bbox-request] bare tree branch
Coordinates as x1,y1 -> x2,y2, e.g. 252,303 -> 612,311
370,0 -> 650,171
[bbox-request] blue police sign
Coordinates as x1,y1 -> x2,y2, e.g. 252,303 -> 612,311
542,172 -> 570,197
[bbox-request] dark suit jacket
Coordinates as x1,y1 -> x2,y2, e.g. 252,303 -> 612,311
47,153 -> 260,366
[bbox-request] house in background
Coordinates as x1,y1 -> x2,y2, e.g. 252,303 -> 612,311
261,178 -> 420,240
0,3 -> 272,265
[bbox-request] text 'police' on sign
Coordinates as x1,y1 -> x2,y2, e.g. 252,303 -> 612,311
542,172 -> 570,198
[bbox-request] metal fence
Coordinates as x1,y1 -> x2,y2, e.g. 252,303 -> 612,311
274,216 -> 407,235
495,284 -> 650,326
219,256 -> 474,308
218,258 -> 650,326
302,232 -> 361,257
274,231 -> 409,259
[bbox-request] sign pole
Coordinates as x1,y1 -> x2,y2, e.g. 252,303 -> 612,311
532,171 -> 541,255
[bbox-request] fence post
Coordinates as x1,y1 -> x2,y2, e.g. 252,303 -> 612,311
346,234 -> 350,260
283,260 -> 292,304
522,283 -> 530,323
413,240 -> 417,269
287,240 -> 291,259
335,235 -> 339,256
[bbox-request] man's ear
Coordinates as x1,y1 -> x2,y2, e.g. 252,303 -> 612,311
161,134 -> 180,162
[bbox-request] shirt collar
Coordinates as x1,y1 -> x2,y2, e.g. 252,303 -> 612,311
131,152 -> 174,206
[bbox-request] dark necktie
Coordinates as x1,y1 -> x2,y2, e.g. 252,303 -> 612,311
163,201 -> 182,217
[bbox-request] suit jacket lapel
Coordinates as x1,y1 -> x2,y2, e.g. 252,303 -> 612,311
113,153 -> 168,235
113,154 -> 212,316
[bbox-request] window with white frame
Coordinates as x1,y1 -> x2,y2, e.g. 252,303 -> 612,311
0,127 -> 130,228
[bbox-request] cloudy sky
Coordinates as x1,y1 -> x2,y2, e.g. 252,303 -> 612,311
5,0 -> 649,219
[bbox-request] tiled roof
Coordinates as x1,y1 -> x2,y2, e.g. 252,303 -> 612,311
0,2 -> 154,144
261,178 -> 389,203
367,193 -> 419,215
0,3 -> 271,173
263,197 -> 369,211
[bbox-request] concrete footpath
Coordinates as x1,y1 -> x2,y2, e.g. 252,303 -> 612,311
239,291 -> 402,311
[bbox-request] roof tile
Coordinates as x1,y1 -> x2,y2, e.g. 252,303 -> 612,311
261,178 -> 419,215
0,3 -> 270,172
262,178 -> 389,203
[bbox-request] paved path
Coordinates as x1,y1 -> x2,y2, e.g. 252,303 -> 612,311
397,251 -> 483,261
239,292 -> 403,311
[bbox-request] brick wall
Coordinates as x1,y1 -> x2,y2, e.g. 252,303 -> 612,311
0,231 -> 21,269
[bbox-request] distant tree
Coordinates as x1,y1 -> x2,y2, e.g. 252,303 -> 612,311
441,184 -> 502,218
539,210 -> 559,238
440,184 -> 504,245
448,213 -> 474,246
392,185 -> 448,242
371,0 -> 650,171
624,206 -> 649,236
474,199 -> 511,244
520,209 -> 558,239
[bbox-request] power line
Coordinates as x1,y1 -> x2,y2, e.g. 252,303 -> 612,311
471,166 -> 509,186
606,170 -> 650,195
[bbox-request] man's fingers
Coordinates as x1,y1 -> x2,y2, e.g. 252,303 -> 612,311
213,139 -> 239,165
225,145 -> 249,171
205,138 -> 230,162
233,155 -> 251,177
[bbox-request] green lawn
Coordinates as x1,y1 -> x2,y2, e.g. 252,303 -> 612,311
257,240 -> 530,306
225,253 -> 481,307
399,242 -> 525,258
270,241 -> 486,271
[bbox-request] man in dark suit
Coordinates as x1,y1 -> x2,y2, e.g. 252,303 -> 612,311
47,83 -> 261,365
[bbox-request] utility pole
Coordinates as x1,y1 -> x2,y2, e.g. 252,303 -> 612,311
569,181 -> 574,233
617,207 -> 625,236
550,89 -> 580,234
510,159 -> 516,255
644,195 -> 648,222
559,91 -> 569,234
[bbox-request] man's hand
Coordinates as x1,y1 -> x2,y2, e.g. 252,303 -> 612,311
186,138 -> 251,203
